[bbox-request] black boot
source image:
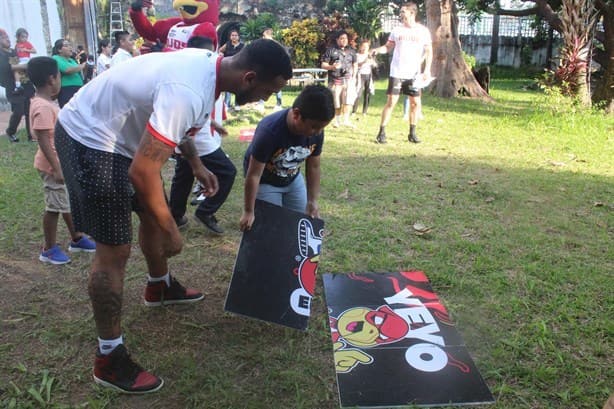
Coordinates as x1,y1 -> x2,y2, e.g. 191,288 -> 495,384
408,125 -> 420,143
376,127 -> 387,144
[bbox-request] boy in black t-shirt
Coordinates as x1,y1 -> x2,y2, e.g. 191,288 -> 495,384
240,85 -> 335,231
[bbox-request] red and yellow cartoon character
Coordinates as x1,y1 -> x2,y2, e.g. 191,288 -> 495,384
129,0 -> 219,51
330,306 -> 409,373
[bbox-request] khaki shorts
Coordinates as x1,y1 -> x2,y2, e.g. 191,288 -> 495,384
39,171 -> 71,213
329,79 -> 349,109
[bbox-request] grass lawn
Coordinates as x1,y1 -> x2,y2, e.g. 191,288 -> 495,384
0,70 -> 612,408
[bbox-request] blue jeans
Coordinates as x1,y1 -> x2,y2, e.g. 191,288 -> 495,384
257,175 -> 306,214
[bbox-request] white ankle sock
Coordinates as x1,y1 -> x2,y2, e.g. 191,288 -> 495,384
148,272 -> 171,286
98,335 -> 123,355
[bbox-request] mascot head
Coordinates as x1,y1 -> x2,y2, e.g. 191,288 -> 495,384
173,0 -> 219,25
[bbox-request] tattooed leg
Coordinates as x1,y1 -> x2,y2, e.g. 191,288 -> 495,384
89,243 -> 131,339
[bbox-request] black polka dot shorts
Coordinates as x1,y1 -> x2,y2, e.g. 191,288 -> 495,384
55,122 -> 136,245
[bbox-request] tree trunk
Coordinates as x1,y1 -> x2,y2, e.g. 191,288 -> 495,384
592,2 -> 614,113
575,66 -> 591,106
490,14 -> 499,65
425,0 -> 492,99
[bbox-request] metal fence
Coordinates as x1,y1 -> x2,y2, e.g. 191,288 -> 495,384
381,11 -> 555,38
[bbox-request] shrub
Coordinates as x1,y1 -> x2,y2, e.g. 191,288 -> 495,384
240,13 -> 279,42
462,51 -> 476,70
281,19 -> 324,68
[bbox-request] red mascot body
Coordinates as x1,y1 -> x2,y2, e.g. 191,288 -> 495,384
129,0 -> 219,51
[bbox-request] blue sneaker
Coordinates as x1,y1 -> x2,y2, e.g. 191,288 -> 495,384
69,236 -> 96,253
39,245 -> 71,265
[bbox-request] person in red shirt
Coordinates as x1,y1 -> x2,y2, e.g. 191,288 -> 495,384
15,28 -> 37,63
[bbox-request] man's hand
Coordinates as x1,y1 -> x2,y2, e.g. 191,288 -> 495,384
193,166 -> 219,197
239,210 -> 255,231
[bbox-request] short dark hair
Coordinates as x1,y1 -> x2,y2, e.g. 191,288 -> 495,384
402,2 -> 419,14
335,30 -> 349,40
114,30 -> 129,44
98,38 -> 110,53
27,56 -> 58,88
16,28 -> 28,38
292,85 -> 335,122
234,39 -> 292,81
187,36 -> 215,51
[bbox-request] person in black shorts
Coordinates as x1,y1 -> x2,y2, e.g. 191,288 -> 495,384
54,40 -> 292,394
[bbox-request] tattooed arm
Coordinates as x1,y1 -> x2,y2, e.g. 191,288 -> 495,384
129,129 -> 182,256
177,136 -> 219,197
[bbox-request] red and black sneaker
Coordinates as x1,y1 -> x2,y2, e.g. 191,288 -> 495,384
93,344 -> 163,394
144,275 -> 204,307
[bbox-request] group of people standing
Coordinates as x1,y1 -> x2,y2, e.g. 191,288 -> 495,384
4,21 -> 331,394
320,2 -> 432,143
0,0 -> 431,396
1,28 -> 139,142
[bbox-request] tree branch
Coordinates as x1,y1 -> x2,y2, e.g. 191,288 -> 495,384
487,6 -> 540,17
488,0 -> 563,32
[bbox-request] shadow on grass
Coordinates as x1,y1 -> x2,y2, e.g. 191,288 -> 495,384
0,107 -> 611,409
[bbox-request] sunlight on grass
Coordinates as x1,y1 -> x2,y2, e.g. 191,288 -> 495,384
0,72 -> 612,409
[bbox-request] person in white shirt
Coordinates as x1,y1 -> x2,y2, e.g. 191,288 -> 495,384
372,2 -> 432,144
110,31 -> 135,67
96,39 -> 112,75
54,39 -> 293,395
169,36 -> 236,235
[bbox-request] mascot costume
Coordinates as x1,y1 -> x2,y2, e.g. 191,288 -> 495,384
129,0 -> 219,51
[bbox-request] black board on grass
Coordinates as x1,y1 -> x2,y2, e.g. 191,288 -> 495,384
323,271 -> 495,407
225,199 -> 324,330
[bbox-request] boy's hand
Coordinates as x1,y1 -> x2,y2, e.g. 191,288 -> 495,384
306,201 -> 319,218
51,169 -> 64,184
239,211 -> 255,231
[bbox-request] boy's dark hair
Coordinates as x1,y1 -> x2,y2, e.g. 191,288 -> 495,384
16,28 -> 28,38
187,36 -> 214,51
292,85 -> 335,122
233,39 -> 292,82
27,56 -> 58,88
114,30 -> 129,44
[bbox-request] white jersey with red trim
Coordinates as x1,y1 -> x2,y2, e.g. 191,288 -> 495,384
388,23 -> 432,80
164,23 -> 200,52
177,94 -> 224,156
58,48 -> 219,159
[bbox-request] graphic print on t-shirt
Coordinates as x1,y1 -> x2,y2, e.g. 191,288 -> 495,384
266,145 -> 313,180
